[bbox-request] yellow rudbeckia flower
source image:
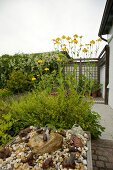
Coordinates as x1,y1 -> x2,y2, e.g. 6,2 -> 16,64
61,35 -> 66,39
79,36 -> 83,38
37,59 -> 43,64
73,34 -> 78,38
73,39 -> 78,44
90,40 -> 95,45
80,44 -> 83,47
82,48 -> 88,53
44,67 -> 49,71
97,38 -> 102,42
56,37 -> 61,41
32,77 -> 36,81
66,36 -> 71,41
55,41 -> 60,44
61,47 -> 67,51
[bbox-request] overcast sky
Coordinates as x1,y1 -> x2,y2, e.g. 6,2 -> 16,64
0,0 -> 106,55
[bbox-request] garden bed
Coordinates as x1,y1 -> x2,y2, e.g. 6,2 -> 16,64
0,125 -> 92,170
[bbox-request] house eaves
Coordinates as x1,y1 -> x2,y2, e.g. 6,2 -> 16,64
98,0 -> 113,36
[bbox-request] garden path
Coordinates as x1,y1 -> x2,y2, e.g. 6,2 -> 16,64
91,104 -> 113,170
92,103 -> 113,140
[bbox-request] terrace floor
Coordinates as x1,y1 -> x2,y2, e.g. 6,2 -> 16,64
91,104 -> 113,170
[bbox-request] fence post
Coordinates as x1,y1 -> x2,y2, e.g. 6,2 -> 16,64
79,57 -> 82,76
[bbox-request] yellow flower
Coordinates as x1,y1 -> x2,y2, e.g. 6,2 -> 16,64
80,44 -> 83,47
79,36 -> 83,38
73,34 -> 78,38
57,57 -> 62,62
61,35 -> 66,39
62,44 -> 66,46
61,47 -> 67,51
37,59 -> 43,64
44,67 -> 49,71
97,38 -> 102,42
55,41 -> 60,44
82,48 -> 88,53
32,77 -> 36,81
56,37 -> 61,41
90,40 -> 95,45
66,36 -> 71,41
73,39 -> 78,44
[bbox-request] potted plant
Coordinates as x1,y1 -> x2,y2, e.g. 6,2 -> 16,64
91,81 -> 102,98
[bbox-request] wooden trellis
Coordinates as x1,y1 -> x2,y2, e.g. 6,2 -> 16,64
64,45 -> 109,104
64,58 -> 98,81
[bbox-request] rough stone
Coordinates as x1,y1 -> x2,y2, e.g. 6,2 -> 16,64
0,147 -> 11,159
62,153 -> 75,169
42,158 -> 53,169
28,132 -> 63,154
19,127 -> 32,138
70,136 -> 83,148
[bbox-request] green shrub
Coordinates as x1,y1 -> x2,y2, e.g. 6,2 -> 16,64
0,88 -> 12,97
8,88 -> 104,139
0,64 -> 105,145
0,52 -> 67,89
7,68 -> 104,139
0,113 -> 13,145
7,70 -> 34,93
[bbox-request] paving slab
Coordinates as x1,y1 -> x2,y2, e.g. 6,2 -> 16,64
92,139 -> 113,170
91,104 -> 113,169
92,104 -> 113,140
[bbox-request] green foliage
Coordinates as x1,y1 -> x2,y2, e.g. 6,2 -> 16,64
0,100 -> 13,145
77,75 -> 102,96
0,113 -> 13,145
0,61 -> 104,145
7,70 -> 34,93
0,88 -> 12,97
3,67 -> 104,140
0,52 -> 67,89
91,80 -> 102,93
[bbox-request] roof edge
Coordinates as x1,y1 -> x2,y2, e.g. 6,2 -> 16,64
98,0 -> 113,36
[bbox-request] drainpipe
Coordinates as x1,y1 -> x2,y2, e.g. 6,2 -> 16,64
99,34 -> 108,42
98,34 -> 109,105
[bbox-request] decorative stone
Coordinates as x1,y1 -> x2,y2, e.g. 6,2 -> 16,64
62,153 -> 75,169
28,132 -> 63,154
71,136 -> 83,148
0,147 -> 11,159
19,127 -> 32,138
42,158 -> 53,169
68,124 -> 84,136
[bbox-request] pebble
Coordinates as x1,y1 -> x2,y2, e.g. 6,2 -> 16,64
14,162 -> 20,168
0,158 -> 3,164
7,164 -> 12,169
83,159 -> 87,165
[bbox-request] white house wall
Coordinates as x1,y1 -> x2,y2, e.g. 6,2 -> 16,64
108,25 -> 113,109
100,65 -> 105,98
